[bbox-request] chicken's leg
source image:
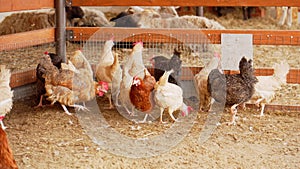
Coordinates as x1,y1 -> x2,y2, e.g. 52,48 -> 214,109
61,104 -> 72,115
259,103 -> 266,117
71,104 -> 90,112
0,121 -> 7,130
159,108 -> 166,123
226,104 -> 239,125
168,109 -> 178,122
34,95 -> 44,108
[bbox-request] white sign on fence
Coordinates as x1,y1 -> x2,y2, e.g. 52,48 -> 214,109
221,34 -> 253,70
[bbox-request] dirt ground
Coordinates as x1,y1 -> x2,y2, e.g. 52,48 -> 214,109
1,7 -> 300,169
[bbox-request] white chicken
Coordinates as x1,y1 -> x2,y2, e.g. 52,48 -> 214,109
95,38 -> 122,109
117,41 -> 147,115
194,53 -> 221,112
126,41 -> 149,79
0,65 -> 13,130
154,69 -> 193,123
250,61 -> 290,116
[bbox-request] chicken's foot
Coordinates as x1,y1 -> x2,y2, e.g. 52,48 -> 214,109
0,121 -> 7,130
71,104 -> 90,112
61,104 -> 73,115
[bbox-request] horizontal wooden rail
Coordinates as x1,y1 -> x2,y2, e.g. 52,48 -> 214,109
67,27 -> 300,46
0,0 -> 54,12
0,28 -> 55,51
9,67 -> 300,89
72,0 -> 300,7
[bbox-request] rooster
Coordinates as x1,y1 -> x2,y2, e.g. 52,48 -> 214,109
208,56 -> 258,125
95,38 -> 122,109
154,69 -> 193,123
35,52 -> 62,108
0,127 -> 18,169
151,48 -> 182,86
130,69 -> 156,122
41,50 -> 104,115
250,61 -> 290,116
194,53 -> 221,112
0,65 -> 13,130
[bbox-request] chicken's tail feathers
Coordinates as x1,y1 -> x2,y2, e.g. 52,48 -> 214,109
158,69 -> 174,86
0,65 -> 11,84
273,60 -> 290,84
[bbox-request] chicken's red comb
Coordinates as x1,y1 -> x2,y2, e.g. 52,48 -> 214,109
44,51 -> 49,55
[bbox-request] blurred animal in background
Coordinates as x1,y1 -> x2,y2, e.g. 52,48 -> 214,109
41,50 -> 103,115
130,69 -> 156,123
0,65 -> 13,130
154,69 -> 193,123
109,8 -> 139,27
250,61 -> 290,116
35,52 -> 62,108
194,53 -> 221,112
71,8 -> 111,27
208,57 -> 258,125
213,7 -> 255,20
95,38 -> 122,109
151,48 -> 182,86
65,6 -> 85,26
278,7 -> 292,27
0,127 -> 18,169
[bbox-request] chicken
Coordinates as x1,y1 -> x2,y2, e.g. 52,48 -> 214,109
125,41 -> 149,79
194,53 -> 221,112
117,65 -> 135,115
130,69 -> 156,123
154,69 -> 193,123
208,56 -> 258,125
41,50 -> 103,115
151,48 -> 182,86
35,52 -> 62,108
0,65 -> 13,130
95,38 -> 122,109
250,61 -> 290,116
0,127 -> 18,169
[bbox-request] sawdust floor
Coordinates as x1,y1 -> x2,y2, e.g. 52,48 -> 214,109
4,96 -> 300,169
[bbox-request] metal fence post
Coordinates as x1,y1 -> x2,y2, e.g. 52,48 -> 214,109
55,0 -> 66,63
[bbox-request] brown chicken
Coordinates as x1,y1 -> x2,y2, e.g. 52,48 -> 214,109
0,127 -> 18,169
0,65 -> 14,130
96,38 -> 122,109
41,50 -> 103,115
208,56 -> 258,125
194,53 -> 221,112
35,52 -> 62,108
130,69 -> 156,123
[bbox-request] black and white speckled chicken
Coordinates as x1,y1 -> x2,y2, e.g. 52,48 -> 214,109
208,56 -> 258,125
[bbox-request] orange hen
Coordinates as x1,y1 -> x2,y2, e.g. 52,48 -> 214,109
130,69 -> 156,123
0,127 -> 18,169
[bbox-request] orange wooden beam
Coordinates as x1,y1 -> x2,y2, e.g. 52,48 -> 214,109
0,0 -> 54,12
0,28 -> 55,51
67,27 -> 300,46
72,0 -> 300,7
